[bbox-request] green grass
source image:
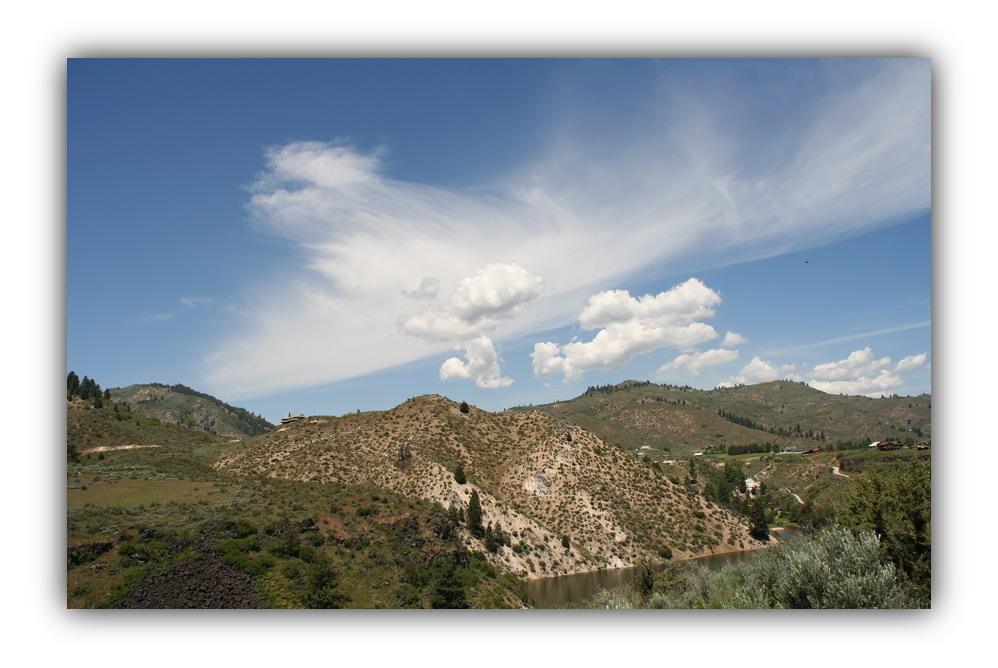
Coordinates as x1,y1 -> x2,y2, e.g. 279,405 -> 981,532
68,480 -> 228,507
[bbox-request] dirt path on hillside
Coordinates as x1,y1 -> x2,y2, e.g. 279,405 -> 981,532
80,444 -> 161,454
831,463 -> 850,478
779,488 -> 804,505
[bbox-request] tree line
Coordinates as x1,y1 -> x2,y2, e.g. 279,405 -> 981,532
67,371 -> 111,408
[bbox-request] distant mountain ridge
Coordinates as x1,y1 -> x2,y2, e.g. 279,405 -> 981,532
506,380 -> 931,457
110,383 -> 274,438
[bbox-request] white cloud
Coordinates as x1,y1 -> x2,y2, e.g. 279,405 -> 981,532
439,336 -> 513,389
807,348 -> 927,396
578,279 -> 721,330
401,262 -> 544,342
722,331 -> 748,347
533,279 -> 722,383
200,61 -> 929,399
401,276 -> 440,300
717,347 -> 929,396
659,348 -> 740,376
895,353 -> 928,374
717,356 -> 803,387
808,347 -> 892,382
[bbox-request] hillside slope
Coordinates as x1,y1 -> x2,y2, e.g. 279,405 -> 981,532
110,383 -> 274,438
508,380 -> 930,457
214,395 -> 766,579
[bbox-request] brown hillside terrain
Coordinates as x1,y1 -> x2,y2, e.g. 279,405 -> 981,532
213,395 -> 766,578
510,380 -> 931,456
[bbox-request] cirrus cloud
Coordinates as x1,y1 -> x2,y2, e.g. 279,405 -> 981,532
200,60 -> 929,400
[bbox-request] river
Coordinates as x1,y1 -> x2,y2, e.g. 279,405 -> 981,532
525,529 -> 800,608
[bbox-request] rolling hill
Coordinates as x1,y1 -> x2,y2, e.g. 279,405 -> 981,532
109,383 -> 274,438
214,395 -> 767,578
506,380 -> 931,458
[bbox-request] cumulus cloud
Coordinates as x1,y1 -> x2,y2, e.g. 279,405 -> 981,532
722,331 -> 748,347
807,348 -> 927,396
533,279 -> 722,383
200,60 -> 929,399
400,262 -> 545,342
659,348 -> 740,376
717,356 -> 803,387
439,336 -> 513,388
717,347 -> 929,396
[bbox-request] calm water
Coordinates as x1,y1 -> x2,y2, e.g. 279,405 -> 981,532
525,530 -> 800,608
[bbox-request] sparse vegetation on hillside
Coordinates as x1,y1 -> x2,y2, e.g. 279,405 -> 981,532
508,380 -> 930,457
68,379 -> 929,609
214,394 -> 766,578
109,383 -> 274,437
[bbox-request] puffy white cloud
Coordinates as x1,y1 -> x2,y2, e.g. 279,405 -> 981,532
439,336 -> 513,389
659,348 -> 740,376
717,347 -> 929,396
895,353 -> 928,374
807,348 -> 927,396
533,279 -> 721,383
400,262 -> 545,342
717,356 -> 803,387
530,341 -> 566,379
808,347 -> 892,382
722,331 -> 748,347
578,279 -> 722,330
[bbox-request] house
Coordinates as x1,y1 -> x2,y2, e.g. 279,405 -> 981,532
281,412 -> 305,424
869,440 -> 904,451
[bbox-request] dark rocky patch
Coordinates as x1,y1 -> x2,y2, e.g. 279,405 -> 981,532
115,555 -> 263,609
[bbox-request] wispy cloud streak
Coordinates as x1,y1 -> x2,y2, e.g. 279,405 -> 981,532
201,61 -> 930,399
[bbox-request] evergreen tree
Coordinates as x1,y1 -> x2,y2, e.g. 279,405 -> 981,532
453,465 -> 467,485
67,371 -> 80,398
484,523 -> 499,552
459,401 -> 470,414
466,490 -> 484,537
748,501 -> 769,540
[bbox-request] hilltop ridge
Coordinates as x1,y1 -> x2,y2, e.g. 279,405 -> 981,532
109,383 -> 274,438
507,379 -> 930,457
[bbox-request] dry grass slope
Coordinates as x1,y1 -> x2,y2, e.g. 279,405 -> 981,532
214,395 -> 765,578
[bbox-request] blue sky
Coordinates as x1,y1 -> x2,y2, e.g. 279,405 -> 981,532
67,58 -> 931,422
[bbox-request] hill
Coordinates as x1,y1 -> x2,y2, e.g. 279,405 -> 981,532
214,395 -> 767,579
109,383 -> 274,438
67,397 -> 526,608
507,380 -> 931,459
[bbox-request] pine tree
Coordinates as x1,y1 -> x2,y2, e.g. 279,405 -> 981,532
67,371 -> 80,398
453,465 -> 467,485
466,490 -> 483,537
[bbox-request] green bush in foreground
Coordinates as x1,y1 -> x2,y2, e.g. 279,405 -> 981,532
590,526 -> 919,609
